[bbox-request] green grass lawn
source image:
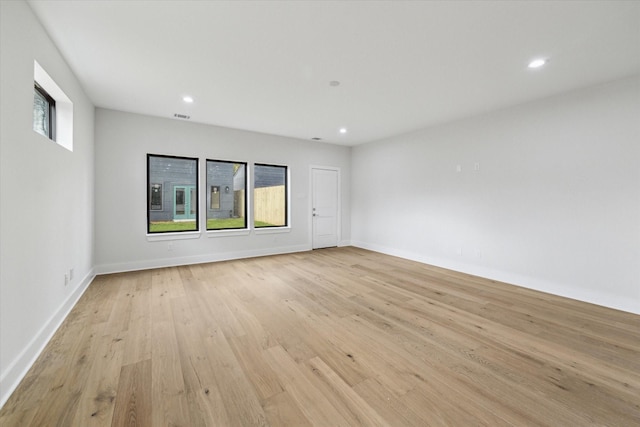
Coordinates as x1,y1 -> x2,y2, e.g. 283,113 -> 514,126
149,218 -> 272,232
207,218 -> 247,229
149,221 -> 197,232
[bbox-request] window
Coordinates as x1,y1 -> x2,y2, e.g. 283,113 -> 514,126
33,60 -> 73,151
149,183 -> 163,210
254,163 -> 288,228
210,186 -> 220,209
206,160 -> 247,230
147,154 -> 199,233
33,83 -> 56,140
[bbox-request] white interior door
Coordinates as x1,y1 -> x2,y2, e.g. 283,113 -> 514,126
312,167 -> 339,249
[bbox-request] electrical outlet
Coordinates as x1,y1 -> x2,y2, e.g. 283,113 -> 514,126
474,162 -> 480,172
456,164 -> 462,173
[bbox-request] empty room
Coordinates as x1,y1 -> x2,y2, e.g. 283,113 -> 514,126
0,0 -> 639,426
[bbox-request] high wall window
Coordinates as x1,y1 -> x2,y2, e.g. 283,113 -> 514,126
254,163 -> 288,228
33,83 -> 56,140
147,154 -> 199,233
33,60 -> 73,151
206,160 -> 247,230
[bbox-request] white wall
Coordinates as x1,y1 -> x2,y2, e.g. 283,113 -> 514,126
94,108 -> 351,273
0,0 -> 95,407
352,75 -> 640,314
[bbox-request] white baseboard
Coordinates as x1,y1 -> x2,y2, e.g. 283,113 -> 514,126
351,240 -> 640,315
0,269 -> 95,409
95,244 -> 312,275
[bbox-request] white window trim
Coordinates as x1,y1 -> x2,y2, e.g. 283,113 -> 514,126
146,231 -> 201,242
254,226 -> 291,235
207,229 -> 251,238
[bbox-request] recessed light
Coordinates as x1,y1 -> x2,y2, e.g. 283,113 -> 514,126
339,127 -> 347,134
311,137 -> 322,141
528,58 -> 547,69
183,96 -> 194,103
329,80 -> 340,87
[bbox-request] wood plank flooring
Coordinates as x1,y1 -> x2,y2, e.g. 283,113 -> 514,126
1,247 -> 639,426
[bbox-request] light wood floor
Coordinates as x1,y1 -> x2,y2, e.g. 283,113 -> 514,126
1,247 -> 639,426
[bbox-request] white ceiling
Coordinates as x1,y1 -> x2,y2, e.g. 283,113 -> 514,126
28,0 -> 640,146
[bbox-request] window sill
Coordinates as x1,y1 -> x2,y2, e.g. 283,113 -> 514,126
254,227 -> 291,235
146,231 -> 201,242
207,229 -> 251,238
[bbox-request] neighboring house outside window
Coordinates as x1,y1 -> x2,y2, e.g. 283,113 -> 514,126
147,154 -> 199,233
206,160 -> 247,230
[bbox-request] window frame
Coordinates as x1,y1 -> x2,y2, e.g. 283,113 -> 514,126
253,163 -> 289,229
33,82 -> 56,141
206,159 -> 248,231
147,154 -> 199,235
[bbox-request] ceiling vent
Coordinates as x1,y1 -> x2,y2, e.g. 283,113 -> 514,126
173,113 -> 190,120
